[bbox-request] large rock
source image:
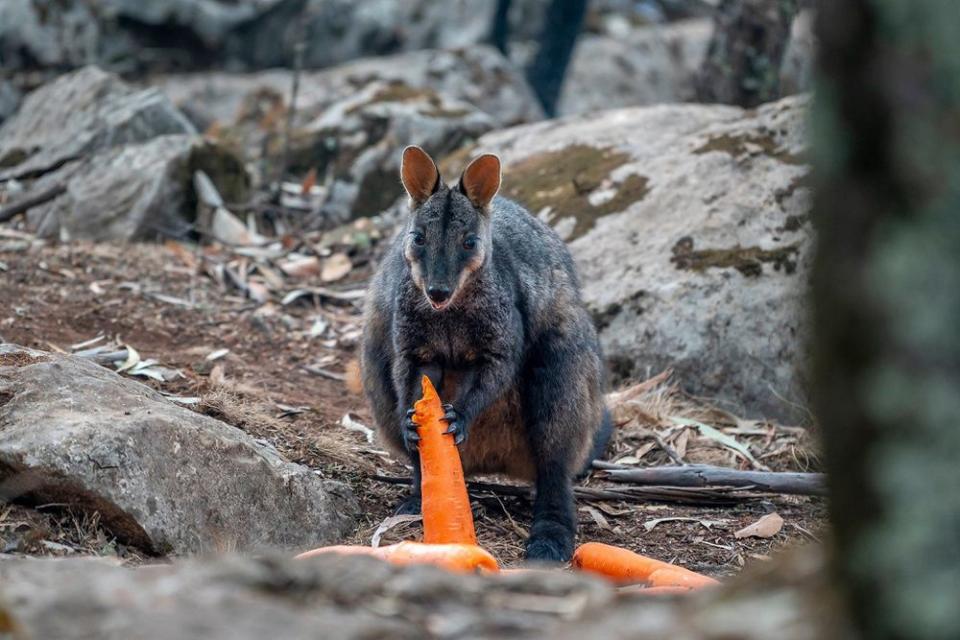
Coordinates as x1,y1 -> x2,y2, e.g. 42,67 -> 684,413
158,46 -> 543,133
0,1 -> 102,70
26,134 -> 248,241
224,0 -> 497,71
453,95 -> 811,422
0,67 -> 247,240
0,66 -> 195,181
0,345 -> 357,555
0,554 -> 611,639
158,46 -> 538,223
0,0 -> 496,74
557,14 -> 814,116
558,20 -> 711,116
0,79 -> 21,126
0,545 -> 834,640
285,80 -> 495,223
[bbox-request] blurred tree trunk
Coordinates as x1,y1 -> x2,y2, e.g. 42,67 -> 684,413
696,0 -> 798,107
812,1 -> 960,639
524,0 -> 588,117
490,0 -> 512,56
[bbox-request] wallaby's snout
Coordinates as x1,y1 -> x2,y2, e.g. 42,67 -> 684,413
426,286 -> 452,306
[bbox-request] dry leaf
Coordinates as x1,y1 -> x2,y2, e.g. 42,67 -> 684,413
209,364 -> 226,387
341,413 -> 374,442
164,240 -> 199,270
370,514 -> 422,548
672,427 -> 690,460
247,280 -> 271,304
206,348 -> 230,362
278,255 -> 322,279
301,167 -> 318,195
321,253 -> 352,282
211,207 -> 266,246
580,505 -> 612,531
643,517 -> 726,533
735,512 -> 784,539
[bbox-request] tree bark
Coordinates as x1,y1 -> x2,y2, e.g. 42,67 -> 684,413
696,0 -> 798,107
812,2 -> 960,639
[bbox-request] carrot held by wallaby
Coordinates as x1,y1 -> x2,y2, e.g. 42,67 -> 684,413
413,375 -> 477,545
572,542 -> 718,588
295,541 -> 498,573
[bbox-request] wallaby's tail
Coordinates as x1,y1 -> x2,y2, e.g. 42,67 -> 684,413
578,407 -> 613,478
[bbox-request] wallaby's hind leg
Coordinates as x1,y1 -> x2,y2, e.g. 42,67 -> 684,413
522,337 -> 603,562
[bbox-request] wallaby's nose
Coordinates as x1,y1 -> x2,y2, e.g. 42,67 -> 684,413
427,287 -> 451,304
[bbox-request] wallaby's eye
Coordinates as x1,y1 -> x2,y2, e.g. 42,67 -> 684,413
412,231 -> 426,246
462,236 -> 478,251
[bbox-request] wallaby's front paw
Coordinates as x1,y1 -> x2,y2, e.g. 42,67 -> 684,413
441,403 -> 468,445
403,408 -> 420,451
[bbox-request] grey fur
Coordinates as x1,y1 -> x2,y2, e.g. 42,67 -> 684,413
361,150 -> 610,562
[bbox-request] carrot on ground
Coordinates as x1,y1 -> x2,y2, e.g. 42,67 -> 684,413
618,585 -> 693,596
413,375 -> 477,545
646,568 -> 719,589
572,542 -> 718,589
295,541 -> 498,573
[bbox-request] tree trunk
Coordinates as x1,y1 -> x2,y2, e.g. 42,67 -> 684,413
811,2 -> 960,639
696,0 -> 798,107
524,0 -> 588,117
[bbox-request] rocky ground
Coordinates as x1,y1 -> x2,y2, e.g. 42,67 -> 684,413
0,2 -> 827,637
0,236 -> 824,568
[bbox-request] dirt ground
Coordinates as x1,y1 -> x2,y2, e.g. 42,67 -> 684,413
0,236 -> 827,574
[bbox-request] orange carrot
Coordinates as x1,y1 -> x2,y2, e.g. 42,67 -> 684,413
572,542 -> 676,584
295,541 -> 498,573
618,585 -> 693,596
572,542 -> 718,589
413,375 -> 477,545
646,568 -> 719,589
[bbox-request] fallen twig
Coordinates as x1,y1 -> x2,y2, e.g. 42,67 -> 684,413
369,474 -> 761,506
595,464 -> 826,496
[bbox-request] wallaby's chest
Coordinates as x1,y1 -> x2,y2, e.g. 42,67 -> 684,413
410,313 -> 492,367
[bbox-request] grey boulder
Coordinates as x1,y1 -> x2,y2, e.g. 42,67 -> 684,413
26,134 -> 248,241
558,13 -> 815,116
0,345 -> 357,555
0,66 -> 195,181
458,95 -> 812,422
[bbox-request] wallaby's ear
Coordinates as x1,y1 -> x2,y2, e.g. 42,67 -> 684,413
459,154 -> 501,210
401,145 -> 440,205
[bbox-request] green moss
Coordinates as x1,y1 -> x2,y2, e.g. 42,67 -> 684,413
502,145 -> 649,241
694,131 -> 805,165
0,147 -> 28,168
188,142 -> 250,205
670,236 -> 800,277
418,106 -> 473,119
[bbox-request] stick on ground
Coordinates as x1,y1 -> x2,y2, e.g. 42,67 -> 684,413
596,464 -> 826,496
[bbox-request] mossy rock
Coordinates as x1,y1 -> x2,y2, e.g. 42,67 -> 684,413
502,144 -> 650,241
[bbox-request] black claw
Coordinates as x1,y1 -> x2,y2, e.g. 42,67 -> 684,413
403,408 -> 421,450
439,404 -> 468,445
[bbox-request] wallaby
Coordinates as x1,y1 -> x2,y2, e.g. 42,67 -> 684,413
361,146 -> 611,562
